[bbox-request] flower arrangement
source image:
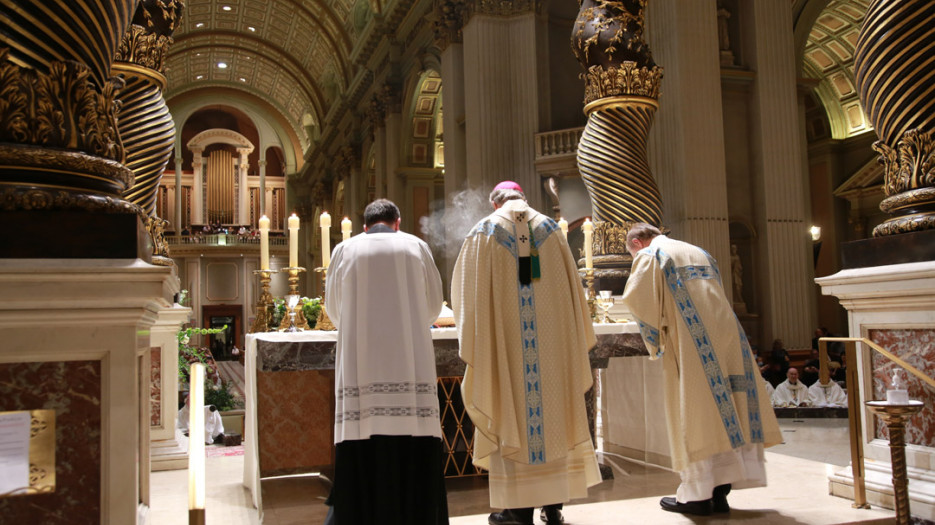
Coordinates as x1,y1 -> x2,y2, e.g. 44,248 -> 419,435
270,296 -> 322,328
177,325 -> 226,384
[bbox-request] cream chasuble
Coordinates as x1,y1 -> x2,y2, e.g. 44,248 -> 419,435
326,230 -> 444,443
452,200 -> 600,508
622,235 -> 782,474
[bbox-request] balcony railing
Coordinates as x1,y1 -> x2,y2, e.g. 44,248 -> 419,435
166,234 -> 288,247
535,127 -> 584,159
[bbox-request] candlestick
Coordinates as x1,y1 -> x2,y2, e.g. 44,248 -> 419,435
288,213 -> 300,268
315,266 -> 336,331
320,211 -> 331,268
278,266 -> 309,331
342,216 -> 352,241
583,218 -> 593,269
250,269 -> 276,333
259,215 -> 270,271
558,217 -> 568,239
189,363 -> 206,520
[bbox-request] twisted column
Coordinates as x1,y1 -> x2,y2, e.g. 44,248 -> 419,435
114,0 -> 183,266
854,0 -> 935,236
572,0 -> 663,289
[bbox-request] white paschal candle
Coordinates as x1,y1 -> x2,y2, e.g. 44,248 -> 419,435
583,218 -> 593,269
558,217 -> 568,239
320,211 -> 331,268
189,363 -> 206,512
288,213 -> 300,268
259,215 -> 270,270
341,216 -> 352,241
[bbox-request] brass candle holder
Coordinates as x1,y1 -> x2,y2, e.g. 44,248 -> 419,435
250,269 -> 276,333
583,268 -> 599,322
866,400 -> 924,525
278,266 -> 309,331
315,266 -> 336,331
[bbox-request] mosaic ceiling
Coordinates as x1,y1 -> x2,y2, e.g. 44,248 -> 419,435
801,0 -> 872,139
165,0 -> 375,150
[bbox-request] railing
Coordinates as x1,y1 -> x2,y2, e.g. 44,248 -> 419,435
534,127 -> 584,158
166,235 -> 288,247
819,336 -> 935,520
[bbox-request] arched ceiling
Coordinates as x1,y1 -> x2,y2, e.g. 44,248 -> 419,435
801,0 -> 872,139
165,0 -> 373,155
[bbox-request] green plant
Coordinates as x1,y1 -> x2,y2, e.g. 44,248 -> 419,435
204,379 -> 244,412
178,325 -> 227,383
270,296 -> 322,328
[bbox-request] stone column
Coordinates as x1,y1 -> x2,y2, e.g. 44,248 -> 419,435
747,0 -> 813,347
463,2 -> 542,209
644,0 -> 732,292
113,0 -> 183,267
435,0 -> 468,202
369,95 -> 387,199
381,84 -> 403,204
238,147 -> 251,224
191,150 -> 204,224
149,303 -> 191,471
258,158 -> 268,219
174,156 -> 184,235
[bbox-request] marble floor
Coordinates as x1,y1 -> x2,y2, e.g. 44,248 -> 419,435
150,418 -> 898,524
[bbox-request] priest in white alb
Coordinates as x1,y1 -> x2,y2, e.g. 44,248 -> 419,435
325,199 -> 448,524
452,182 -> 600,525
808,380 -> 847,407
772,368 -> 811,408
622,223 -> 783,517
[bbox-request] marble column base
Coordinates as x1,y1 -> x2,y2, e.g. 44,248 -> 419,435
829,459 -> 935,520
151,430 -> 189,471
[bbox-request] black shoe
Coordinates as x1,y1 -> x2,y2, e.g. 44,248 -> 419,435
540,505 -> 564,524
712,483 -> 731,513
660,496 -> 713,516
488,509 -> 533,525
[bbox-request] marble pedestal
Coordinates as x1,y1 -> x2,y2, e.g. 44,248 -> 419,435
150,304 -> 192,471
817,260 -> 935,519
0,259 -> 178,525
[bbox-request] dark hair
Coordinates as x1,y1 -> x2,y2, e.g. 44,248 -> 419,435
363,199 -> 400,227
626,222 -> 662,244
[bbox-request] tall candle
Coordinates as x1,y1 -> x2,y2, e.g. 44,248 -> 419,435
320,211 -> 331,268
558,217 -> 568,239
189,363 -> 206,512
258,215 -> 270,270
583,218 -> 593,269
288,213 -> 300,267
341,217 -> 352,241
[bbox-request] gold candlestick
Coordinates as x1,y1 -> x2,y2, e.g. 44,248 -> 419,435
315,266 -> 336,331
250,269 -> 276,333
278,266 -> 308,331
866,400 -> 924,525
583,268 -> 599,322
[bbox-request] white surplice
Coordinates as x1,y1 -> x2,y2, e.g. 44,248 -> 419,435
772,379 -> 811,407
325,229 -> 444,443
451,200 -> 600,509
808,380 -> 847,407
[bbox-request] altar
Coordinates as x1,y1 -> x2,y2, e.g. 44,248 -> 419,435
243,323 -> 645,511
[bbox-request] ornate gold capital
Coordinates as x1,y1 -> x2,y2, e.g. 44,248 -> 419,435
114,25 -> 174,76
433,0 -> 467,49
873,129 -> 934,197
582,62 -> 663,106
467,0 -> 540,18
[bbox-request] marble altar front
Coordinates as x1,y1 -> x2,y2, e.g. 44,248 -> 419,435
243,323 -> 644,512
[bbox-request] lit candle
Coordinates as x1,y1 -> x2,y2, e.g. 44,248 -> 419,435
189,363 -> 206,514
583,218 -> 593,269
558,217 -> 568,239
320,211 -> 331,268
341,217 -> 352,241
258,215 -> 270,270
288,213 -> 300,268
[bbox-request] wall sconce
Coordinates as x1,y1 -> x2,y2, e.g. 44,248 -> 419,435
810,225 -> 822,242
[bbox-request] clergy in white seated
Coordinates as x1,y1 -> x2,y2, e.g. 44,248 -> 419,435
808,380 -> 847,407
772,368 -> 811,407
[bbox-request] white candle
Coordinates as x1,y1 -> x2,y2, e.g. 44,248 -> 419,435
558,217 -> 568,239
189,363 -> 206,512
288,213 -> 300,268
258,215 -> 270,270
341,216 -> 352,241
583,218 -> 593,269
320,211 -> 331,268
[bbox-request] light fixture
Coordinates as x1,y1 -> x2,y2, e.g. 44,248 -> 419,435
248,26 -> 256,32
195,75 -> 204,80
195,22 -> 204,28
239,77 -> 247,82
810,225 -> 821,242
222,5 -> 232,11
217,62 -> 228,69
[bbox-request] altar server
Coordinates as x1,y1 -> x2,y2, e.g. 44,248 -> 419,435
622,223 -> 783,516
808,379 -> 848,407
325,199 -> 448,524
452,182 -> 600,525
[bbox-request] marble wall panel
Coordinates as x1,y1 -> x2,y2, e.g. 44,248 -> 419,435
257,369 -> 334,477
870,329 -> 935,447
0,360 -> 102,522
151,346 -> 162,427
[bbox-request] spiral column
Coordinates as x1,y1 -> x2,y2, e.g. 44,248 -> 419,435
113,1 -> 184,266
853,0 -> 935,237
572,0 -> 663,288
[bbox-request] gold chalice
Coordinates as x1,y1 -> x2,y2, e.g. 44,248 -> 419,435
597,290 -> 615,323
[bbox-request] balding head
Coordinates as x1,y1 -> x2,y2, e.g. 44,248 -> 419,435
787,368 -> 799,384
